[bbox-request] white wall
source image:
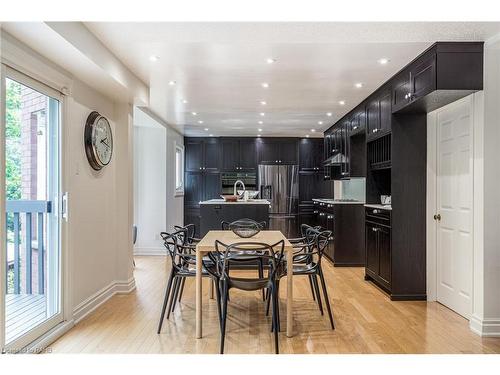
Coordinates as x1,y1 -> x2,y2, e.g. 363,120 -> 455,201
470,35 -> 500,336
133,108 -> 184,255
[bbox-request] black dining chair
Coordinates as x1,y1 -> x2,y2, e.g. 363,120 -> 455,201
220,219 -> 267,300
267,227 -> 335,330
174,223 -> 201,245
157,230 -> 221,334
205,239 -> 285,354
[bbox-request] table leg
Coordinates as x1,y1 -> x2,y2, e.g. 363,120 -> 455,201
196,250 -> 203,339
286,249 -> 293,337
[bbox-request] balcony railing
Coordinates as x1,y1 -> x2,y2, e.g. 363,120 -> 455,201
5,200 -> 51,295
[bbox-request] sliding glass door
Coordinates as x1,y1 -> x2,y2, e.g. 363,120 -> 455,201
2,66 -> 63,350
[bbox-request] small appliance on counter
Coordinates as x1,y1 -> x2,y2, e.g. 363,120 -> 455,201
380,195 -> 391,205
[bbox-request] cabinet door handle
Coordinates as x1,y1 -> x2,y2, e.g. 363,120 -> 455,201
275,160 -> 278,163
373,209 -> 380,214
199,167 -> 202,170
433,213 -> 441,221
372,227 -> 378,232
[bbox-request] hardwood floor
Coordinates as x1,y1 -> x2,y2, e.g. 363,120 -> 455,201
49,256 -> 500,354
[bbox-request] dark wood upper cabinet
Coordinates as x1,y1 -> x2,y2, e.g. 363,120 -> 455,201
366,88 -> 391,142
258,138 -> 298,164
203,139 -> 220,171
185,139 -> 204,171
279,139 -> 298,164
221,139 -> 239,171
299,138 -> 323,171
184,171 -> 204,205
239,139 -> 258,170
185,138 -> 220,172
392,42 -> 483,113
221,138 -> 257,171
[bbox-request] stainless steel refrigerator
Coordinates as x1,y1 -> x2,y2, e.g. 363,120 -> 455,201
258,164 -> 299,237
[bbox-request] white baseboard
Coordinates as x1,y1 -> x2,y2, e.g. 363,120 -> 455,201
72,277 -> 136,324
470,315 -> 500,337
133,247 -> 165,256
24,320 -> 75,353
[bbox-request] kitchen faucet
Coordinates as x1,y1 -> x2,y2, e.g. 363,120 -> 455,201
234,179 -> 245,197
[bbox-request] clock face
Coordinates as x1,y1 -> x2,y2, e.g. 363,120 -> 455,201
84,111 -> 113,170
92,116 -> 113,166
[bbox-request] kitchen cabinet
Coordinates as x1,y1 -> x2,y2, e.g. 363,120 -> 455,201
184,171 -> 221,206
349,105 -> 366,136
258,138 -> 298,164
299,138 -> 323,171
185,138 -> 221,172
392,43 -> 483,113
221,138 -> 257,171
364,207 -> 392,292
366,88 -> 392,142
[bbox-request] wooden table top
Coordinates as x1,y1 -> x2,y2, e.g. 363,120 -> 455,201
196,230 -> 293,253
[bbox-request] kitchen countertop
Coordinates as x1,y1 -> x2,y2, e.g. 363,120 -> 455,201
200,199 -> 270,205
364,204 -> 392,211
312,198 -> 365,205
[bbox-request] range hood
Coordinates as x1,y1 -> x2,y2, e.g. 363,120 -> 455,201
323,153 -> 347,166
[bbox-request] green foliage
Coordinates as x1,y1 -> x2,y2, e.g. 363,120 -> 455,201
5,80 -> 22,234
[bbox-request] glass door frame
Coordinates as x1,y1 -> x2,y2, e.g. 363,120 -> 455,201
1,64 -> 67,352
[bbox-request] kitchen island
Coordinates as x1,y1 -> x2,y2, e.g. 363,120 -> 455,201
199,199 -> 270,236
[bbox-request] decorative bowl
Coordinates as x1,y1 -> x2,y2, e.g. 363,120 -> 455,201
229,220 -> 262,238
220,195 -> 238,202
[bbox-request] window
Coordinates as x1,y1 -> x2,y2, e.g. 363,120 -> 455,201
175,143 -> 184,196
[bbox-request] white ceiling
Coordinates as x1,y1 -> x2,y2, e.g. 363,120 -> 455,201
84,22 -> 500,137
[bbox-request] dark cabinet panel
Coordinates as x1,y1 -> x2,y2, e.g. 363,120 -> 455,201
239,139 -> 258,170
280,140 -> 298,164
392,71 -> 411,113
366,89 -> 392,141
258,139 -> 298,164
299,138 -> 323,171
185,139 -> 204,171
203,172 -> 221,200
185,172 -> 204,205
184,207 -> 201,237
299,171 -> 324,206
365,221 -> 379,275
185,138 -> 220,172
378,226 -> 391,285
410,54 -> 436,102
203,139 -> 220,171
221,139 -> 239,171
379,91 -> 392,134
258,139 -> 280,164
366,99 -> 380,139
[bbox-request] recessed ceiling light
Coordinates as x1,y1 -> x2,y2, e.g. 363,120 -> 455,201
260,101 -> 267,106
318,121 -> 323,125
168,80 -> 176,86
204,128 -> 209,131
149,55 -> 159,62
306,134 -> 310,138
378,58 -> 390,65
209,134 -> 213,137
260,112 -> 265,117
266,58 -> 276,64
339,100 -> 346,106
261,82 -> 269,88
198,120 -> 204,124
326,112 -> 332,117
257,134 -> 261,137
182,99 -> 188,104
355,83 -> 363,88
258,128 -> 263,132
258,120 -> 263,125
311,129 -> 316,132
191,112 -> 197,116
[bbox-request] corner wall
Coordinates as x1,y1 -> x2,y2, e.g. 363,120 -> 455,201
133,108 -> 184,255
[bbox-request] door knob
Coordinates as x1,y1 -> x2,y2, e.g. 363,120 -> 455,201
433,213 -> 441,221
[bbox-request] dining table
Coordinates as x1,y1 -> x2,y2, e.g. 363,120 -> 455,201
195,230 -> 295,339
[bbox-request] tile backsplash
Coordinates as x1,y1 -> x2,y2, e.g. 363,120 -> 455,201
334,177 -> 366,202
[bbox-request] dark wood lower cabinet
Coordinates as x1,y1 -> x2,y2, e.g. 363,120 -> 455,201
364,208 -> 392,294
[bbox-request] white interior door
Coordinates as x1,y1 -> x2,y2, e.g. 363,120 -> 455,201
436,96 -> 473,319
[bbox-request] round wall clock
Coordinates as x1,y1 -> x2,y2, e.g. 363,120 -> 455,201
84,111 -> 113,171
